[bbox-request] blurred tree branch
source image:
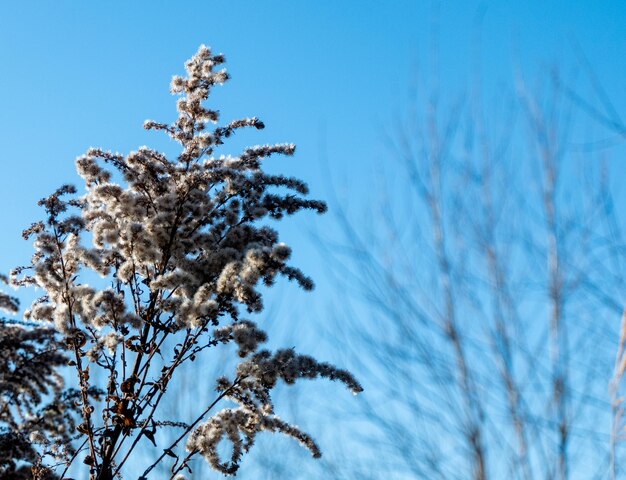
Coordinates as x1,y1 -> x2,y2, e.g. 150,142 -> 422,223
317,59 -> 626,479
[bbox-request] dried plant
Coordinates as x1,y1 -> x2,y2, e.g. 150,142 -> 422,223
3,45 -> 360,479
0,277 -> 83,480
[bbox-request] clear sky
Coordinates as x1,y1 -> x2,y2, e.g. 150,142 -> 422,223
1,0 -> 625,282
1,2 -> 625,477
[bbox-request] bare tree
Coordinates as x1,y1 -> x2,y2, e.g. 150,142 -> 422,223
319,63 -> 626,479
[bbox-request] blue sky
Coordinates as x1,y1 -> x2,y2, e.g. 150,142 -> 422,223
1,1 -> 625,282
1,2 -> 625,477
